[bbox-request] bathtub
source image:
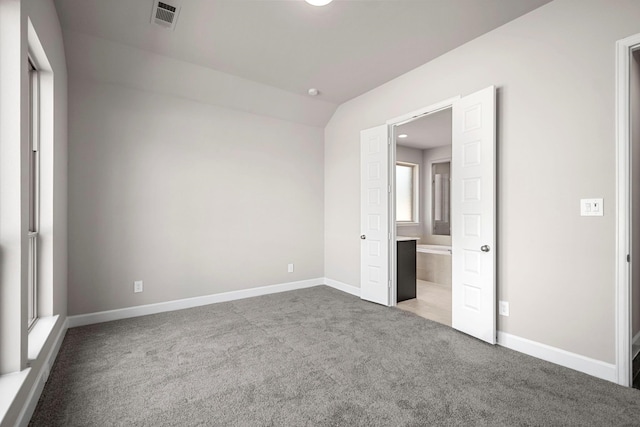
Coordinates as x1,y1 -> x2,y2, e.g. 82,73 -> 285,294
417,244 -> 452,285
416,244 -> 452,256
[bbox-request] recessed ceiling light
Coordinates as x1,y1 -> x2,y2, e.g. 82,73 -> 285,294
308,88 -> 319,96
305,0 -> 333,6
398,134 -> 408,139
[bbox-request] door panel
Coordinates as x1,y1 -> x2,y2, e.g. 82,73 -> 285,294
452,86 -> 496,344
360,125 -> 390,306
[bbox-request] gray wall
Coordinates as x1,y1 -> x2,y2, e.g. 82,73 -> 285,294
67,79 -> 324,315
324,0 -> 640,364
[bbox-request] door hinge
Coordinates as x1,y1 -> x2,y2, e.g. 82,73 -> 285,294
388,280 -> 391,289
627,254 -> 631,263
388,185 -> 391,193
388,233 -> 391,240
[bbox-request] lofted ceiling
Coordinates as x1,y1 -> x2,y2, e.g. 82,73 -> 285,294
54,0 -> 551,106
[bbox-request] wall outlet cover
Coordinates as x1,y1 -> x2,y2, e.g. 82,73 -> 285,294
499,301 -> 510,316
134,280 -> 143,293
287,263 -> 294,273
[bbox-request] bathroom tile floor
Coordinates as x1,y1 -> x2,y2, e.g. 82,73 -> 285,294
397,279 -> 452,326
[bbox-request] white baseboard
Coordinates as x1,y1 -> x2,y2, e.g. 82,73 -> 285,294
497,331 -> 617,383
16,317 -> 68,427
322,278 -> 360,297
67,278 -> 325,328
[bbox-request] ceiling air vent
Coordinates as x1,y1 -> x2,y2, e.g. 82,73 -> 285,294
151,0 -> 181,30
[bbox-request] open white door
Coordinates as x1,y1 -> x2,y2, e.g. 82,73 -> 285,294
451,86 -> 497,344
360,125 -> 390,306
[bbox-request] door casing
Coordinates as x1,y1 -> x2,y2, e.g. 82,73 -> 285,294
386,97 -> 460,306
615,33 -> 640,387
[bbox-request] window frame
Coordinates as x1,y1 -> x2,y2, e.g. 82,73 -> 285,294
27,57 -> 39,331
395,161 -> 420,226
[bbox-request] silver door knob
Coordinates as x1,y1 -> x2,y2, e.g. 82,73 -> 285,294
481,245 -> 490,252
360,235 -> 366,240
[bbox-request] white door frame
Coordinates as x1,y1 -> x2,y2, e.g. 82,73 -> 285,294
615,33 -> 640,387
386,96 -> 460,306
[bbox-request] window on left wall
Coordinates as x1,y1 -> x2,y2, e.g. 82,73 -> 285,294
28,58 -> 40,330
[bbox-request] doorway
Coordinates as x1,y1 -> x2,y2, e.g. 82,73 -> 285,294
394,108 -> 453,327
360,86 -> 498,344
615,33 -> 640,388
631,47 -> 640,390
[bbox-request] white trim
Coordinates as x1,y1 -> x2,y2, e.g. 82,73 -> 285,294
27,315 -> 58,361
323,278 -> 361,297
386,96 -> 460,126
615,33 -> 640,387
498,331 -> 617,383
15,317 -> 67,427
68,278 -> 324,328
0,370 -> 29,427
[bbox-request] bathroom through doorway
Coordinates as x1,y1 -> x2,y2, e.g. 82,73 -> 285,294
394,108 -> 453,327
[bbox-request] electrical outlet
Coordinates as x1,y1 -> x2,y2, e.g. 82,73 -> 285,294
134,280 -> 143,293
287,263 -> 294,273
499,301 -> 509,316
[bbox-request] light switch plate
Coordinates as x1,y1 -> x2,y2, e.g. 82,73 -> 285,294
580,198 -> 603,216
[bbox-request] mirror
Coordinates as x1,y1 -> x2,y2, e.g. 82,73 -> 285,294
432,161 -> 450,235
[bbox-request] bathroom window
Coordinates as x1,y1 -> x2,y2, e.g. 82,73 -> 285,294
396,162 -> 419,224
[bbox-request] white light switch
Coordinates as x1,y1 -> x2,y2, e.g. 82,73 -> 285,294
581,198 -> 603,216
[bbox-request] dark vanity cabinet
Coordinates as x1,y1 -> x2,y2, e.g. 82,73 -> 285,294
397,239 -> 417,302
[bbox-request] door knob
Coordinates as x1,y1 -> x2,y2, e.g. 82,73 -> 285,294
481,245 -> 490,252
360,235 -> 367,240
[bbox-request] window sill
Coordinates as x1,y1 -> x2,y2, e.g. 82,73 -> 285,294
0,369 -> 30,425
397,222 -> 420,227
0,316 -> 58,424
28,315 -> 58,362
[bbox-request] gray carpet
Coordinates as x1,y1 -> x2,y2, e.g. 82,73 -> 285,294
30,286 -> 640,426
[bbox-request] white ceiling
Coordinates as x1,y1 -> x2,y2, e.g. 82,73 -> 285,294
396,108 -> 451,150
54,0 -> 551,105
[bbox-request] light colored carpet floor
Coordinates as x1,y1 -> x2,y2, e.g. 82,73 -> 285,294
30,286 -> 640,426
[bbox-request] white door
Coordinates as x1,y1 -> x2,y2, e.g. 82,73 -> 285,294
360,125 -> 390,306
451,86 -> 497,344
